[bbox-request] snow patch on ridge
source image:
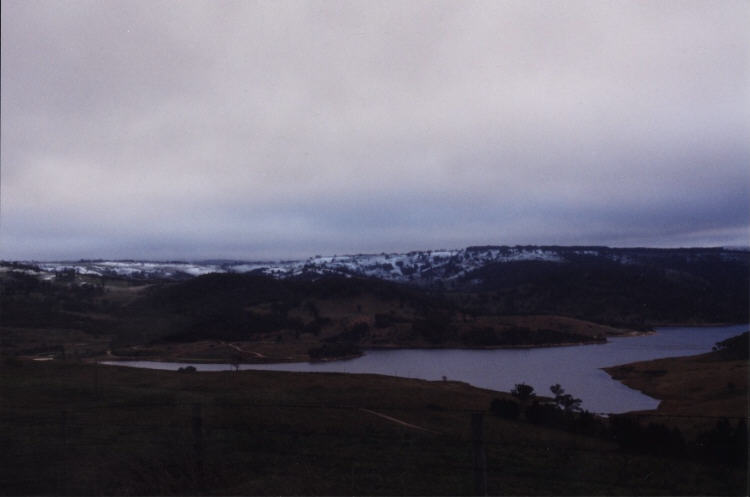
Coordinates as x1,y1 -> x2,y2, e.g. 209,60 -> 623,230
30,246 -> 567,282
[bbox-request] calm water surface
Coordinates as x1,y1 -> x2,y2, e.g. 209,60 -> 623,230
104,324 -> 747,414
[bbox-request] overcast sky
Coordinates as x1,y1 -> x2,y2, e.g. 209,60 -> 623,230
2,1 -> 748,261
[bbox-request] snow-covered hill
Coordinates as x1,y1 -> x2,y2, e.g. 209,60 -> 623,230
17,245 -> 748,285
29,246 -> 563,282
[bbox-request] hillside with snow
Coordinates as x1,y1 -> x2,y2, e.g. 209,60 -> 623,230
13,245 -> 749,288
2,245 -> 748,354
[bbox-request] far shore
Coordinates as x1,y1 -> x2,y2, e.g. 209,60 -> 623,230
61,323 -> 746,368
93,329 -> 663,366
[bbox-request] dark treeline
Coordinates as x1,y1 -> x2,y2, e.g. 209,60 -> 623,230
490,385 -> 748,469
109,273 -> 456,350
121,273 -> 608,351
458,252 -> 749,328
0,270 -> 106,330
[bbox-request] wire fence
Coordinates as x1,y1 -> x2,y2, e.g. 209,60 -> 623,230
1,399 -> 747,495
5,398 -> 748,419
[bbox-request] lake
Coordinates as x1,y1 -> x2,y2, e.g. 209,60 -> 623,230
103,324 -> 747,414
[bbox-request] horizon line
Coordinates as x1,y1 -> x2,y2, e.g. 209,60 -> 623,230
4,244 -> 749,265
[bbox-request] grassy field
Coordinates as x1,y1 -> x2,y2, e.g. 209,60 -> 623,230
604,333 -> 748,436
1,359 -> 746,495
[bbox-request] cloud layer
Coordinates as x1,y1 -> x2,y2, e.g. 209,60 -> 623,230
2,1 -> 748,260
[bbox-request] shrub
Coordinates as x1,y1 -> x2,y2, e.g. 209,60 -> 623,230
510,383 -> 535,402
695,418 -> 747,467
526,401 -> 563,427
610,416 -> 686,458
550,384 -> 582,412
490,398 -> 520,420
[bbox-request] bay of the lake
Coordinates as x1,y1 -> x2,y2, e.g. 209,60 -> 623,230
104,324 -> 747,414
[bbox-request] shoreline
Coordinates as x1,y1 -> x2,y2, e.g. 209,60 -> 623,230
97,333 -> 652,366
90,324 -> 740,367
97,339 -> 610,366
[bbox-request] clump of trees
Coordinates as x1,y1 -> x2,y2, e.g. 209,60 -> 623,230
494,383 -> 603,435
510,383 -> 536,403
491,382 -> 748,468
550,383 -> 582,412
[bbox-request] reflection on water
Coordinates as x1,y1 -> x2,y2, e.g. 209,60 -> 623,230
103,324 -> 747,414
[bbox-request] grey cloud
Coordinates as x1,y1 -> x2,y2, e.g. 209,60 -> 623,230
1,0 -> 748,260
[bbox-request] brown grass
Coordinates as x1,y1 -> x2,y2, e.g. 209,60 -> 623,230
604,352 -> 748,435
1,359 -> 746,495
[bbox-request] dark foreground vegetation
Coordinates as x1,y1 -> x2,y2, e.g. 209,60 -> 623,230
1,359 -> 747,496
491,382 -> 747,469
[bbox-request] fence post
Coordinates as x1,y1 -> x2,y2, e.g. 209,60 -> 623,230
60,409 -> 69,495
94,360 -> 99,398
471,412 -> 488,496
192,403 -> 205,491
